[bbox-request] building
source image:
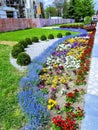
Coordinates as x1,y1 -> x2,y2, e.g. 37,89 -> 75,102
0,0 -> 44,18
25,0 -> 44,18
0,0 -> 25,18
0,0 -> 18,18
6,0 -> 25,18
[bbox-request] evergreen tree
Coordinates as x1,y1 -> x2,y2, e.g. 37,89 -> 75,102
74,0 -> 83,21
68,0 -> 76,19
65,0 -> 95,21
82,0 -> 95,18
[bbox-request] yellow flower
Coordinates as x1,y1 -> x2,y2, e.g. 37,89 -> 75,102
54,64 -> 58,68
51,85 -> 56,88
53,100 -> 57,105
43,68 -> 47,72
46,74 -> 50,77
40,75 -> 45,80
47,105 -> 52,110
48,99 -> 57,106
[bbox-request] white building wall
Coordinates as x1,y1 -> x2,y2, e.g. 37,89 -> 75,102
0,0 -> 18,18
0,10 -> 7,18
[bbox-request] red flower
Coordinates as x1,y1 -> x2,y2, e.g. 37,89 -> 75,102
81,56 -> 85,61
85,59 -> 90,65
66,92 -> 75,98
65,102 -> 71,107
52,116 -> 77,130
52,116 -> 65,127
73,89 -> 79,93
77,70 -> 82,75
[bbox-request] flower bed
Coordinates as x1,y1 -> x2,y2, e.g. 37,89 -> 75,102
19,28 -> 95,130
60,23 -> 84,29
60,25 -> 96,32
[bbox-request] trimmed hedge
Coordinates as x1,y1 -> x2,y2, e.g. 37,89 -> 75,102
13,43 -> 24,49
40,35 -> 47,41
11,46 -> 24,58
19,40 -> 28,48
25,38 -> 32,45
65,32 -> 72,36
57,33 -> 63,38
32,37 -> 39,42
48,34 -> 54,39
17,52 -> 31,66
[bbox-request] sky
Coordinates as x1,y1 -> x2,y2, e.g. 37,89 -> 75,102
94,0 -> 98,10
44,0 -> 53,7
44,0 -> 98,11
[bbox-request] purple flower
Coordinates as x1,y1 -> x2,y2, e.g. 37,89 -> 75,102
55,105 -> 60,110
58,65 -> 64,70
71,42 -> 77,48
38,84 -> 45,89
51,87 -> 56,92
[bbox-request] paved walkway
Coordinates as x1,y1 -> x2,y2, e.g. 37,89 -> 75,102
10,38 -> 59,71
81,24 -> 98,130
25,38 -> 58,60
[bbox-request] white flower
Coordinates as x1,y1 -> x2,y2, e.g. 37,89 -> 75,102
61,88 -> 66,95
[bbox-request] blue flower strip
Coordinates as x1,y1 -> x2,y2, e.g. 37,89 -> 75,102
19,28 -> 87,130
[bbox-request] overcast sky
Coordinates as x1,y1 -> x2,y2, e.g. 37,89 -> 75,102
44,0 -> 98,10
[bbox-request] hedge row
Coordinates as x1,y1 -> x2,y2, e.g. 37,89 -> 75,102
60,24 -> 96,32
11,32 -> 72,66
11,38 -> 32,66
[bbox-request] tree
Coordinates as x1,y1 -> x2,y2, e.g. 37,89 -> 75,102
45,6 -> 58,18
62,0 -> 69,18
74,0 -> 83,21
67,0 -> 76,19
82,0 -> 95,18
66,0 -> 95,21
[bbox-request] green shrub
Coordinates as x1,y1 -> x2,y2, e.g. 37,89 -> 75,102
17,52 -> 31,66
11,44 -> 24,58
57,33 -> 63,38
13,43 -> 24,49
25,38 -> 32,45
84,16 -> 92,25
65,32 -> 71,36
48,34 -> 54,39
32,36 -> 39,42
40,35 -> 47,41
19,40 -> 28,48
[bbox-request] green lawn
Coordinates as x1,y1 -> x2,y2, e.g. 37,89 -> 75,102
0,44 -> 27,130
0,28 -> 77,41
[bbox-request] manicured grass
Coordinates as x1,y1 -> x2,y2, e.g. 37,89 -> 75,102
0,44 -> 27,130
0,28 -> 77,41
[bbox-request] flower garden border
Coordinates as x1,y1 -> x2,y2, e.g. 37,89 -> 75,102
19,28 -> 90,130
